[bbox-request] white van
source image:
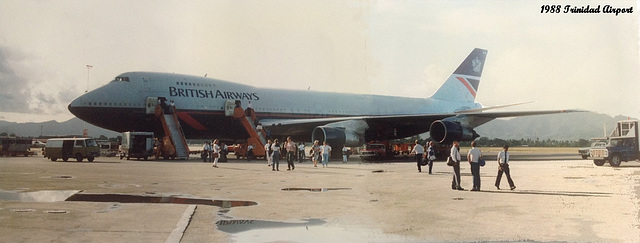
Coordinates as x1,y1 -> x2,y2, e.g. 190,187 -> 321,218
45,138 -> 100,162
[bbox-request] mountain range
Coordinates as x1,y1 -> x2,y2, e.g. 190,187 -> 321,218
0,112 -> 635,141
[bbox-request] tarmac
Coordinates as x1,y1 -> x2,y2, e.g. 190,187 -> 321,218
0,152 -> 638,242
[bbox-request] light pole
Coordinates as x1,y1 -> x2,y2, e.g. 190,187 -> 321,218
84,65 -> 93,137
86,64 -> 93,93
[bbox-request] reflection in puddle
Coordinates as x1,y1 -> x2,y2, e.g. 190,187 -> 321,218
225,220 -> 417,242
66,194 -> 257,207
281,188 -> 352,192
216,218 -> 326,234
0,189 -> 80,202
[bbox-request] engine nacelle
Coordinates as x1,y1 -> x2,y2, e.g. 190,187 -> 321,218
429,120 -> 479,144
311,126 -> 363,147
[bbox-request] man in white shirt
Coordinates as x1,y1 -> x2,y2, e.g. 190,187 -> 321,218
298,143 -> 305,162
467,141 -> 482,191
321,142 -> 332,168
265,139 -> 273,167
285,137 -> 296,171
410,140 -> 425,173
450,141 -> 464,190
495,144 -> 516,190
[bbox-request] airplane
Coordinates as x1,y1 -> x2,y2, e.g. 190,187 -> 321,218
68,48 -> 577,154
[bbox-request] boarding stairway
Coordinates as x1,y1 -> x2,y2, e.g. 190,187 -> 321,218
155,104 -> 190,160
232,106 -> 266,158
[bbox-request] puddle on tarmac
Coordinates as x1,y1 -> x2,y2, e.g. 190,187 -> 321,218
216,218 -> 326,234
281,188 -> 352,192
215,200 -> 416,242
66,193 -> 257,207
0,189 -> 80,202
218,218 -> 417,242
0,189 -> 257,208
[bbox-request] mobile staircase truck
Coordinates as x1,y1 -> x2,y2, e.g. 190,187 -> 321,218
154,100 -> 190,160
226,100 -> 266,159
590,120 -> 639,167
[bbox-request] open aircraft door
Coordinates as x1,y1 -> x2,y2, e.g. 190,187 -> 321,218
145,97 -> 159,114
224,100 -> 236,117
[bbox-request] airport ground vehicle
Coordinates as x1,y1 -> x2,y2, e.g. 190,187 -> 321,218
578,138 -> 607,159
98,141 -> 120,157
45,138 -> 100,162
0,137 -> 33,157
360,142 -> 393,161
360,141 -> 413,161
590,120 -> 639,167
120,132 -> 154,160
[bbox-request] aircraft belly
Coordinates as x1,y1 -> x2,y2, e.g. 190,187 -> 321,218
70,107 -> 250,141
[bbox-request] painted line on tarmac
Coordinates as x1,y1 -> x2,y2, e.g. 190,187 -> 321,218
166,205 -> 197,243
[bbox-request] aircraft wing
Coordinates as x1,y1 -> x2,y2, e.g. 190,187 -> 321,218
260,109 -> 583,141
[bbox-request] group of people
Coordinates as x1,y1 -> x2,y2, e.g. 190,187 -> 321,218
202,139 -> 228,168
410,139 -> 516,192
263,138 -> 337,170
409,140 -> 436,174
450,141 -> 516,191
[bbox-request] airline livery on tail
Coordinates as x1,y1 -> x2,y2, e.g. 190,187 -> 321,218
68,48 -> 575,149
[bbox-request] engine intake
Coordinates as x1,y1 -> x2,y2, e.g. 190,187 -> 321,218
429,120 -> 478,144
312,126 -> 362,147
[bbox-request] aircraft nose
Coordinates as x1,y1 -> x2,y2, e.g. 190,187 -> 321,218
68,95 -> 82,117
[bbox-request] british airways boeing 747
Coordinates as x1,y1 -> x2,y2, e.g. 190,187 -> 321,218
68,48 -> 576,149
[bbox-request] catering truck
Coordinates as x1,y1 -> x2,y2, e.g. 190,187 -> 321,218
590,120 -> 639,167
120,132 -> 154,160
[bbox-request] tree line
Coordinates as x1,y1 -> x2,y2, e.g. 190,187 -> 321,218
461,137 -> 591,148
400,136 -> 592,148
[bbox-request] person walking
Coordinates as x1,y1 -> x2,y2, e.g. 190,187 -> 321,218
450,141 -> 464,190
265,139 -> 273,167
271,139 -> 281,171
495,144 -> 516,190
342,146 -> 349,163
467,141 -> 482,191
298,142 -> 305,162
212,139 -> 220,168
426,141 -> 436,174
321,141 -> 332,168
311,140 -> 321,168
285,137 -> 296,171
410,140 -> 425,173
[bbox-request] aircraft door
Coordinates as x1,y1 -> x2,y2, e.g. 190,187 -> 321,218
224,100 -> 236,117
145,97 -> 158,114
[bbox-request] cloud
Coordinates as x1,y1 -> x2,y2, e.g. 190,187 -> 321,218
0,46 -> 31,112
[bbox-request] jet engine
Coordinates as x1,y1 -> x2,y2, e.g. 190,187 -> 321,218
312,126 -> 363,148
311,120 -> 368,158
429,120 -> 479,144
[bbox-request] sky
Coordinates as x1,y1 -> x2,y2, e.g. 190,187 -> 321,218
0,0 -> 638,123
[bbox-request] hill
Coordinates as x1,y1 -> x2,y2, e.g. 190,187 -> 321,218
0,117 -> 119,138
475,112 -> 635,140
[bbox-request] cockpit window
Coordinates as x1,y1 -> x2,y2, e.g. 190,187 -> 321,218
115,76 -> 130,82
